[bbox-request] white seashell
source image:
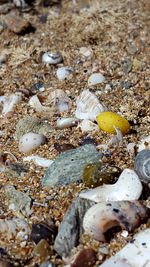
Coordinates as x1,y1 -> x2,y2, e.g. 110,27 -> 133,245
108,126 -> 123,146
42,52 -> 63,64
1,93 -> 22,115
79,168 -> 142,202
127,142 -> 136,154
57,117 -> 79,129
83,201 -> 147,242
19,132 -> 46,153
0,217 -> 30,240
79,47 -> 93,59
23,155 -> 53,167
77,119 -> 99,132
99,228 -> 150,267
75,89 -> 107,121
29,95 -> 49,113
13,0 -> 29,8
88,73 -> 105,86
56,67 -> 74,80
49,89 -> 72,112
137,135 -> 150,152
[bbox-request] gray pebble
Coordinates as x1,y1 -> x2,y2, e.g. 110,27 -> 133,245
42,144 -> 101,187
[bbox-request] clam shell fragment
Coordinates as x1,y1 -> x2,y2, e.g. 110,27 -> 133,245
49,89 -> 72,112
83,201 -> 148,241
75,89 -> 107,121
99,228 -> 150,267
77,119 -> 99,132
0,93 -> 22,115
79,168 -> 142,202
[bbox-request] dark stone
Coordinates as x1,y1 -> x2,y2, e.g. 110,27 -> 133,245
31,222 -> 58,244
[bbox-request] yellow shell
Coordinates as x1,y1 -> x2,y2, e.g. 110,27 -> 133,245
96,111 -> 130,134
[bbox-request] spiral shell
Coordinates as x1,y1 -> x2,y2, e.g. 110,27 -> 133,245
134,149 -> 150,182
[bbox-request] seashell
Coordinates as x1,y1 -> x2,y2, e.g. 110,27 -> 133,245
0,93 -> 22,116
19,132 -> 46,153
13,0 -> 30,9
56,67 -> 74,80
108,126 -> 123,146
83,200 -> 148,241
134,149 -> 150,182
42,52 -> 63,64
79,168 -> 142,202
88,73 -> 105,86
77,119 -> 99,132
99,228 -> 150,267
96,111 -> 130,135
79,47 -> 93,59
49,89 -> 72,112
23,155 -> 53,167
75,89 -> 107,121
127,142 -> 136,154
57,117 -> 79,129
0,217 -> 30,240
137,135 -> 150,152
29,95 -> 50,113
0,151 -> 18,172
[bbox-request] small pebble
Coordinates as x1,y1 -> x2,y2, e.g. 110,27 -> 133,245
42,52 -> 63,64
19,132 -> 46,153
3,12 -> 32,34
56,67 -> 74,80
88,73 -> 105,86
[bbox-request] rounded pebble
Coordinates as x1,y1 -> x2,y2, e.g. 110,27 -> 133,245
42,52 -> 63,64
19,132 -> 46,153
96,111 -> 130,134
88,73 -> 105,86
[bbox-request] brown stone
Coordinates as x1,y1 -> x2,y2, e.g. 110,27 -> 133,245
3,12 -> 32,34
71,248 -> 97,267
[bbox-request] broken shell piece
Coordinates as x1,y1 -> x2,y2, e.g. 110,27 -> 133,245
99,228 -> 150,267
0,151 -> 18,172
75,89 -> 107,121
134,149 -> 150,182
88,73 -> 105,86
83,201 -> 148,241
108,127 -> 123,146
57,117 -> 79,129
79,47 -> 93,59
23,155 -> 53,167
42,52 -> 63,64
56,67 -> 74,80
0,93 -> 22,115
77,120 -> 99,132
49,89 -> 72,112
19,132 -> 46,153
29,95 -> 50,113
137,135 -> 150,152
79,168 -> 142,202
0,218 -> 30,240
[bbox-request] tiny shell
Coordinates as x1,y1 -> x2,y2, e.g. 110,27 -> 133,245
79,47 -> 93,59
42,52 -> 63,64
23,155 -> 53,167
134,149 -> 150,182
83,201 -> 148,241
56,67 -> 74,80
75,89 -> 107,121
99,228 -> 150,267
49,89 -> 72,112
57,117 -> 79,129
79,168 -> 142,202
19,132 -> 46,153
138,135 -> 150,152
29,95 -> 49,112
0,93 -> 22,115
77,119 -> 99,132
96,111 -> 130,134
88,73 -> 105,86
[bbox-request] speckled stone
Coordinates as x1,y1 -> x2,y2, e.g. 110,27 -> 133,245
42,144 -> 101,187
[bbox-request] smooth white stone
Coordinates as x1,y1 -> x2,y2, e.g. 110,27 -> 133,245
57,117 -> 79,129
56,67 -> 74,80
88,73 -> 105,86
42,52 -> 62,64
19,132 -> 46,153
